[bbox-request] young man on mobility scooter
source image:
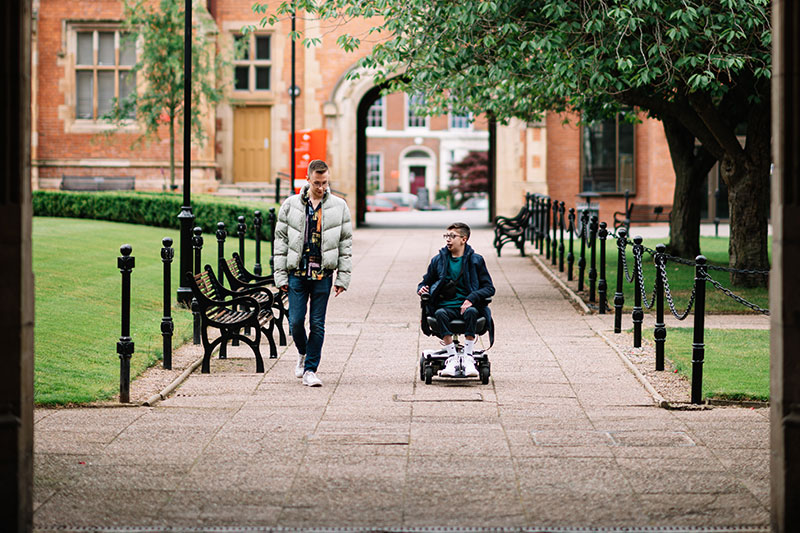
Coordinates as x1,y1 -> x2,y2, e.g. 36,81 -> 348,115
418,222 -> 495,381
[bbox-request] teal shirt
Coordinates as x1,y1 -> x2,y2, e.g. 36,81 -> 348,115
439,256 -> 470,308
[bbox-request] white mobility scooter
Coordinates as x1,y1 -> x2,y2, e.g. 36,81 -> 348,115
418,294 -> 494,385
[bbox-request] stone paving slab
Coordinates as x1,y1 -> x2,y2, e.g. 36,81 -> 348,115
33,221 -> 770,531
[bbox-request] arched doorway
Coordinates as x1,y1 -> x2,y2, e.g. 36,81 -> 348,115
327,65 -> 496,227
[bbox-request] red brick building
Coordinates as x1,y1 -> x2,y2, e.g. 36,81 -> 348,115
31,0 -> 704,225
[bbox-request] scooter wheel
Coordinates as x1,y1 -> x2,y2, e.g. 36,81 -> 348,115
424,366 -> 433,385
479,366 -> 490,385
419,355 -> 425,381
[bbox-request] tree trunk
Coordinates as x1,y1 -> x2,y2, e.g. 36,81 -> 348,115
662,117 -> 716,259
719,105 -> 771,287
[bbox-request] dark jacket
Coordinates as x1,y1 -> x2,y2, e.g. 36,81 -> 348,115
418,244 -> 495,308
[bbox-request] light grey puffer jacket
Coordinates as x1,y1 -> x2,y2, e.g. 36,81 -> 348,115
273,185 -> 353,289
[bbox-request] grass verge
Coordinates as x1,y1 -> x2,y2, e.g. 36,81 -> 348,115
34,216 -> 270,405
644,327 -> 769,402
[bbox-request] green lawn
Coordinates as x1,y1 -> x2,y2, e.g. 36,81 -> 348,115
645,327 -> 769,402
33,217 -> 270,405
559,236 -> 770,314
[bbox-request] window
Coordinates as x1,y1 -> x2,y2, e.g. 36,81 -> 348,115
449,112 -> 472,129
407,93 -> 428,129
581,115 -> 635,193
366,97 -> 384,128
234,33 -> 271,92
74,29 -> 136,120
366,153 -> 383,193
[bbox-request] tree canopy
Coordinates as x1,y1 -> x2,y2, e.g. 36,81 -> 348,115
255,0 -> 772,284
103,0 -> 227,189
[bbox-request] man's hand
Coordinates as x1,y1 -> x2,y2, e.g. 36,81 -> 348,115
280,285 -> 288,292
460,299 -> 473,314
418,285 -> 430,296
334,286 -> 345,297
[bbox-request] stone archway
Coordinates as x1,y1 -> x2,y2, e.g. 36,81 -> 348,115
323,66 -> 386,226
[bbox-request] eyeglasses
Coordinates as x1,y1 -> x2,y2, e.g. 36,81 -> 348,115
443,233 -> 464,240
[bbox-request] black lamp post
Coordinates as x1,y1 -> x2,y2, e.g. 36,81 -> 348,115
290,3 -> 296,194
176,0 -> 195,306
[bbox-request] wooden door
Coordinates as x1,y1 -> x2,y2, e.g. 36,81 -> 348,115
233,106 -> 271,182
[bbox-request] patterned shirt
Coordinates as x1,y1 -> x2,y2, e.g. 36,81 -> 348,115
298,196 -> 329,280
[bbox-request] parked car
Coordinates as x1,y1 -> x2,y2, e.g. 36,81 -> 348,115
419,200 -> 447,211
460,196 -> 489,210
367,195 -> 409,212
375,192 -> 418,210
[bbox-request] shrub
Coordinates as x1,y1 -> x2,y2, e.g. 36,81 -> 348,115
33,190 -> 275,239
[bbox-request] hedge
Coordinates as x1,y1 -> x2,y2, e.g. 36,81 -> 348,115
33,190 -> 276,240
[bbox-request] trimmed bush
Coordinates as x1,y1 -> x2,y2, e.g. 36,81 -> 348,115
33,190 -> 276,239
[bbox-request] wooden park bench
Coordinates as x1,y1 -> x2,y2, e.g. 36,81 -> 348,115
61,175 -> 135,191
613,203 -> 672,231
493,206 -> 531,257
222,252 -> 288,347
188,265 -> 278,373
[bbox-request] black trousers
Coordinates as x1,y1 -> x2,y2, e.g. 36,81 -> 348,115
433,306 -> 479,338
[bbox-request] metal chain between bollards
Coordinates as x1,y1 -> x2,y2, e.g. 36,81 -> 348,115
619,238 -> 635,283
660,261 -> 696,320
704,274 -> 771,315
634,245 -> 657,310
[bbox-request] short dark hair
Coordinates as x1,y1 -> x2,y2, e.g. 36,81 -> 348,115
447,222 -> 471,240
308,160 -> 329,175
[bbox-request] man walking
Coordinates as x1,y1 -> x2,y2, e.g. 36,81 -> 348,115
274,160 -> 353,387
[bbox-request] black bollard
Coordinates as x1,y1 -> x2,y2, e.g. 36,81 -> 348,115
558,202 -> 565,272
216,222 -> 229,357
551,199 -> 558,266
545,198 -> 551,260
614,228 -> 628,333
253,210 -> 263,276
268,207 -> 277,274
161,237 -> 174,370
577,209 -> 588,292
237,215 -> 247,266
117,244 -> 135,404
691,255 -> 707,404
567,208 -> 575,281
598,222 -> 608,314
191,227 -> 203,346
632,236 -> 644,348
588,215 -> 598,303
536,196 -> 543,254
539,196 -> 547,255
216,221 -> 227,287
654,244 -> 667,371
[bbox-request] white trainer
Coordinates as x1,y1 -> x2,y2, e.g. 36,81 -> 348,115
294,354 -> 305,378
302,370 -> 322,387
462,355 -> 479,378
440,356 -> 459,377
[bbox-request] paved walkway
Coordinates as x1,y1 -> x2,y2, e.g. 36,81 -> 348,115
33,218 -> 770,531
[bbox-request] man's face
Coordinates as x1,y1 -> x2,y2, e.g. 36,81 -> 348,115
308,170 -> 329,200
443,229 -> 467,253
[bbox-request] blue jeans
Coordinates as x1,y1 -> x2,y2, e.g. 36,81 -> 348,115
288,273 -> 333,372
434,306 -> 478,338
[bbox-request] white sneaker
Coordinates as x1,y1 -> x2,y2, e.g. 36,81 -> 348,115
295,354 -> 305,378
302,370 -> 322,387
440,356 -> 458,377
462,355 -> 479,378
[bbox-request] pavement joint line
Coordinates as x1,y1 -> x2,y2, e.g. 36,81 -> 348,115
589,325 -> 669,409
529,252 -> 591,314
526,246 -> 668,408
31,526 -> 773,532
